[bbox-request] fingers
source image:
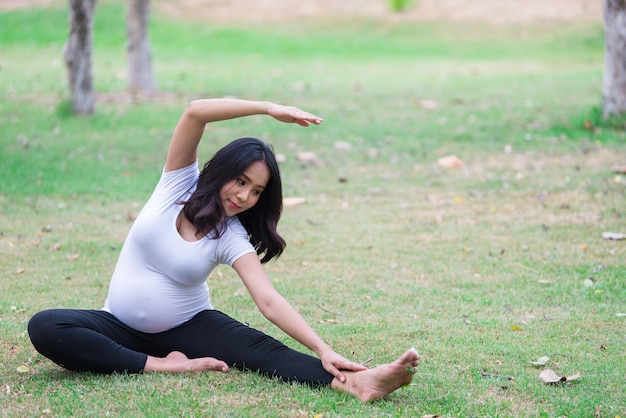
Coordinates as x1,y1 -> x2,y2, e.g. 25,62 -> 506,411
335,371 -> 347,383
268,103 -> 323,126
325,359 -> 367,382
291,111 -> 322,127
301,114 -> 323,126
343,361 -> 368,372
324,363 -> 346,383
320,351 -> 368,383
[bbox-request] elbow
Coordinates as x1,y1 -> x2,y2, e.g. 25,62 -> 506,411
185,100 -> 202,117
256,293 -> 282,321
258,298 -> 275,320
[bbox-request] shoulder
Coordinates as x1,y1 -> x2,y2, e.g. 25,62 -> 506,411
215,217 -> 255,266
156,161 -> 199,193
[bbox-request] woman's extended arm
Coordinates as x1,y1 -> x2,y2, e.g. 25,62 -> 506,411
165,98 -> 323,172
233,253 -> 367,383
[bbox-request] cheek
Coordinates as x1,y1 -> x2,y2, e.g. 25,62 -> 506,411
220,181 -> 236,197
249,194 -> 262,207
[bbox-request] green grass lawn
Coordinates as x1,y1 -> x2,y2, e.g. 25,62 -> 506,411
1,1 -> 625,417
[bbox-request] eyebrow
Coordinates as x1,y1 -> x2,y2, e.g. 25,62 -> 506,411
240,173 -> 266,189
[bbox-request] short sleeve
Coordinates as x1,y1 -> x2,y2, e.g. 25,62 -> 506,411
156,161 -> 199,195
217,217 -> 256,266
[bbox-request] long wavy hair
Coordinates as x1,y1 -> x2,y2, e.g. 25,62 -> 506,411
181,137 -> 285,263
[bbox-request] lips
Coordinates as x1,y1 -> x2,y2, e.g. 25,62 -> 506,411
228,200 -> 241,211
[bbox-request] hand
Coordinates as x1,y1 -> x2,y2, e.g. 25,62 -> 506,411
267,103 -> 323,127
319,349 -> 368,383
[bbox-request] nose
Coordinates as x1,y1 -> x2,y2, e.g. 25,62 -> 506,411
236,188 -> 249,203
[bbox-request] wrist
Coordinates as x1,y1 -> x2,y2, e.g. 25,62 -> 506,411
314,343 -> 334,358
263,101 -> 275,116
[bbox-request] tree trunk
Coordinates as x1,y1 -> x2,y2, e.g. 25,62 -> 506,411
127,0 -> 157,94
602,0 -> 626,118
64,0 -> 97,115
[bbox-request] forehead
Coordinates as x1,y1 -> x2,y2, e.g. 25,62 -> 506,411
242,160 -> 270,187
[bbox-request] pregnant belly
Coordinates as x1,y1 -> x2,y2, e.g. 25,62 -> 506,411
105,276 -> 212,333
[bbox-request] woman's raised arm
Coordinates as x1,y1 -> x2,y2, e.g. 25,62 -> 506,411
165,99 -> 323,172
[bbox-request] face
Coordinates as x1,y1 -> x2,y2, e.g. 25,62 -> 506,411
220,160 -> 270,216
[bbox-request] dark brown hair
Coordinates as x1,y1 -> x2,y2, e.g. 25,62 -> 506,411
182,137 -> 285,263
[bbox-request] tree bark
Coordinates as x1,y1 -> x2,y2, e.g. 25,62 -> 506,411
127,0 -> 157,94
64,0 -> 97,115
602,0 -> 626,118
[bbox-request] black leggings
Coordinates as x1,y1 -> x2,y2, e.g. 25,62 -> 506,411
28,309 -> 334,387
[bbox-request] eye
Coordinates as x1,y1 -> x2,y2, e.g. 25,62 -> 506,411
252,189 -> 262,196
237,178 -> 245,186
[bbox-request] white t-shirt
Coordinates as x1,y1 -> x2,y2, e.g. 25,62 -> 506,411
103,162 -> 255,333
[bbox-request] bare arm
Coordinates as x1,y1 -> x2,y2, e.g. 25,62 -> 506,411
165,98 -> 323,172
233,253 -> 366,383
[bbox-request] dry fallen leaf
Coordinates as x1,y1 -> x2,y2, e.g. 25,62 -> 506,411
602,231 -> 626,240
612,164 -> 626,174
283,197 -> 307,207
15,267 -> 26,274
66,253 -> 81,261
275,153 -> 286,164
437,155 -> 465,168
296,151 -> 324,167
417,99 -> 439,109
334,141 -> 352,151
539,369 -> 581,384
530,356 -> 550,366
16,365 -> 30,373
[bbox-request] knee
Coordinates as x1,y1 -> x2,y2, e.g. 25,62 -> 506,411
28,309 -> 62,351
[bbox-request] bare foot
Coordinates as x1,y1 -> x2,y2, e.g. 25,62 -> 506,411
144,351 -> 229,373
331,348 -> 420,402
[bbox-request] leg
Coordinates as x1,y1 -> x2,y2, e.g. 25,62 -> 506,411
152,310 -> 334,386
28,309 -> 148,374
330,348 -> 420,401
28,309 -> 230,375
